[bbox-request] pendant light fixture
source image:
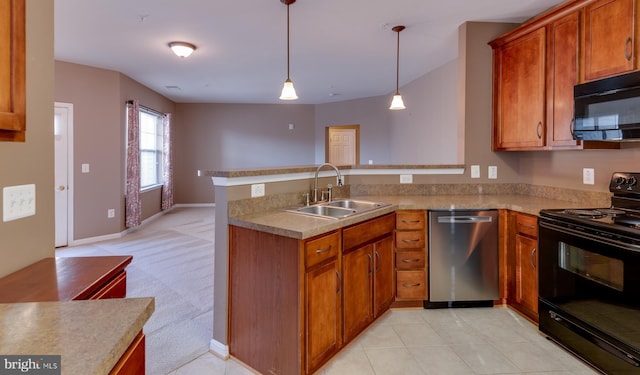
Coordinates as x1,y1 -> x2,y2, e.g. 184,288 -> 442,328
389,25 -> 406,110
279,0 -> 298,100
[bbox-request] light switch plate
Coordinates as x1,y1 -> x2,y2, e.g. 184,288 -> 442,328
3,184 -> 36,222
488,166 -> 498,179
470,165 -> 480,179
251,183 -> 265,197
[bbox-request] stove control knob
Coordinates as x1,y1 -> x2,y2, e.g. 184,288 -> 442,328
615,176 -> 627,187
628,176 -> 638,188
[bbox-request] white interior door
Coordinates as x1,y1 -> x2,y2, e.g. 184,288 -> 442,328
54,103 -> 73,247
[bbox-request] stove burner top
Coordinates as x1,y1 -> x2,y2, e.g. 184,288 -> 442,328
614,215 -> 640,228
595,208 -> 626,216
563,209 -> 608,218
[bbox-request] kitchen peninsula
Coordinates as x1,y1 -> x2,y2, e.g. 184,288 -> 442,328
210,165 -> 612,374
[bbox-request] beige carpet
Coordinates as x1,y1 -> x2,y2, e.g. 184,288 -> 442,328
56,206 -> 215,375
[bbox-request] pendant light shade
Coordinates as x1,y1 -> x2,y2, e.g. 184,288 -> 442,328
279,0 -> 298,100
389,25 -> 406,110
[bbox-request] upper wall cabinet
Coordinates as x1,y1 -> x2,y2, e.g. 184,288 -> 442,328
492,28 -> 546,150
0,0 -> 26,142
490,0 -> 622,151
582,0 -> 636,81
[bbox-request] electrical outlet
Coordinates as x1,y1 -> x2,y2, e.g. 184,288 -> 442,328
470,165 -> 480,179
107,209 -> 115,218
251,183 -> 265,197
583,168 -> 595,185
488,166 -> 498,179
3,184 -> 36,222
400,174 -> 413,184
81,163 -> 90,173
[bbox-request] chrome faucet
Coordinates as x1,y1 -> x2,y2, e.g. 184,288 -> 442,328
313,163 -> 343,202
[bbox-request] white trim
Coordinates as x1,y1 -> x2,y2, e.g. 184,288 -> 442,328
174,203 -> 216,208
54,102 -> 74,247
68,231 -> 124,246
209,338 -> 230,359
212,168 -> 465,187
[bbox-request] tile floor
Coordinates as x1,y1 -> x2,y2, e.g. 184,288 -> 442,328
169,306 -> 598,375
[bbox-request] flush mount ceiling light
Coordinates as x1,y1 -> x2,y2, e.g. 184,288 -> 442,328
279,0 -> 298,100
389,25 -> 406,110
168,42 -> 196,58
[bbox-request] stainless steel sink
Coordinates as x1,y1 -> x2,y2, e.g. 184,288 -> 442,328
283,199 -> 390,220
324,199 -> 388,211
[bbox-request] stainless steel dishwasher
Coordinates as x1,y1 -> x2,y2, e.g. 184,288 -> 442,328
426,209 -> 499,308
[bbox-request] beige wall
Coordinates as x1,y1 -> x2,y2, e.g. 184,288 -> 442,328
0,0 -> 55,277
54,61 -> 175,240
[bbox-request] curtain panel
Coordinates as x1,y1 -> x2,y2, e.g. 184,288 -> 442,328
162,113 -> 174,210
125,100 -> 142,228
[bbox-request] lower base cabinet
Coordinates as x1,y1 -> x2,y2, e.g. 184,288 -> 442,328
507,211 -> 539,322
109,332 -> 145,375
229,213 -> 395,375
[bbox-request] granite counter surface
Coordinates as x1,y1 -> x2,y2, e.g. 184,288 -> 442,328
0,297 -> 154,375
229,194 -> 601,239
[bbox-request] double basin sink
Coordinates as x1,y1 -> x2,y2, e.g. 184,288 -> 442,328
284,199 -> 391,220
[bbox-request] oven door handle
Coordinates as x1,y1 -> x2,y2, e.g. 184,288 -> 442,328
539,220 -> 640,251
548,310 -> 640,367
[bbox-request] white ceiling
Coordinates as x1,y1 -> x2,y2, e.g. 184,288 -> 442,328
54,0 -> 565,105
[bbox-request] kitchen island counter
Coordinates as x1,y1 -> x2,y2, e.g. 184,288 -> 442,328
0,297 -> 154,375
229,194 -> 603,239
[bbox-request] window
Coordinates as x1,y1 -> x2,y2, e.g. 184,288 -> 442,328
139,109 -> 164,189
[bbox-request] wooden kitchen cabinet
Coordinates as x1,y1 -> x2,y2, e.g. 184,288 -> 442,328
507,212 -> 539,323
394,210 -> 427,302
0,0 -> 26,142
492,27 -> 547,150
304,231 -> 342,374
109,332 -> 146,375
342,213 -> 395,343
582,0 -> 636,81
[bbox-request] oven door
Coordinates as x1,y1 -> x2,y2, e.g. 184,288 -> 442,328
538,219 -> 640,374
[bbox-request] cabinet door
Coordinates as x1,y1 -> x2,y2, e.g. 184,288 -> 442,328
494,27 -> 546,150
305,260 -> 341,373
373,236 -> 394,317
0,0 -> 26,142
583,0 -> 635,81
547,12 -> 581,148
342,244 -> 373,343
515,234 -> 538,317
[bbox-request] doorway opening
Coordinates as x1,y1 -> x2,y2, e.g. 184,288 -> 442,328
325,124 -> 360,165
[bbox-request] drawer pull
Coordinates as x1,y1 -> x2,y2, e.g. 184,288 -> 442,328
402,239 -> 421,243
401,258 -> 421,263
401,219 -> 421,224
402,283 -> 421,287
315,246 -> 332,254
518,223 -> 536,230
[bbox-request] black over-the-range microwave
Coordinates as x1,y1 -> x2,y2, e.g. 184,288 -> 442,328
573,70 -> 640,141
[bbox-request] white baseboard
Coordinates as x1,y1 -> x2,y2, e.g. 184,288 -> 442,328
209,338 -> 229,359
174,203 -> 216,208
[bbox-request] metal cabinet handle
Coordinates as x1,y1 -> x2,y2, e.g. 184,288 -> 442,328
401,239 -> 421,243
401,258 -> 421,263
536,121 -> 542,139
336,271 -> 342,295
368,253 -> 373,275
625,37 -> 633,61
518,222 -> 536,230
530,247 -> 537,270
402,283 -> 421,287
375,251 -> 381,273
315,246 -> 331,254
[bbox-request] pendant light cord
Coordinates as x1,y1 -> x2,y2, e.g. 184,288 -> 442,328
395,29 -> 400,95
286,3 -> 291,80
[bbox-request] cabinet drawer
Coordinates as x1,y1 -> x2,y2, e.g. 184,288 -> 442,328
395,250 -> 426,270
396,271 -> 427,300
395,230 -> 425,249
343,213 -> 395,251
305,231 -> 340,269
515,213 -> 538,238
396,211 -> 425,230
89,272 -> 127,299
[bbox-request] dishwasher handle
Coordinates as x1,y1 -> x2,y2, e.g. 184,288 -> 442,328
436,215 -> 493,224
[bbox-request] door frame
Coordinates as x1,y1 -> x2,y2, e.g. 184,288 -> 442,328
54,102 -> 74,247
325,124 -> 360,165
